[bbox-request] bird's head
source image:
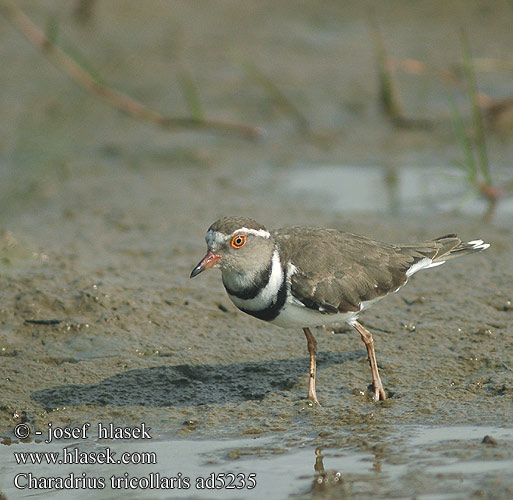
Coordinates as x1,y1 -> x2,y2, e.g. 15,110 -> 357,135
190,217 -> 274,286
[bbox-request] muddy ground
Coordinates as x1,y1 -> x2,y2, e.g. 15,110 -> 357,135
1,1 -> 513,498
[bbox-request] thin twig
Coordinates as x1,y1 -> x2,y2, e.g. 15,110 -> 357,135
0,1 -> 263,139
482,196 -> 498,223
387,57 -> 488,102
25,319 -> 62,325
484,96 -> 513,121
388,56 -> 513,122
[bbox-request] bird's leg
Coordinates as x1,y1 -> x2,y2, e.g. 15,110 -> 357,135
303,327 -> 320,404
351,321 -> 386,401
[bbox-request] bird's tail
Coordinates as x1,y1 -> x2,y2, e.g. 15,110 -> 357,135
431,234 -> 490,263
400,234 -> 489,278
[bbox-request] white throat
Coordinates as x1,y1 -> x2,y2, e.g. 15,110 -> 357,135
226,248 -> 284,311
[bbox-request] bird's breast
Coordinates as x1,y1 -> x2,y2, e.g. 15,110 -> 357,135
224,249 -> 287,322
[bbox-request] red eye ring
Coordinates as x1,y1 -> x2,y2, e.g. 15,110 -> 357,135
230,234 -> 247,249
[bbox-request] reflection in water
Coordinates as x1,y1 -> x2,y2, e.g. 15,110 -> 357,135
311,447 -> 343,495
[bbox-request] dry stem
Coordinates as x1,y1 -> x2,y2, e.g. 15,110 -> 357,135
0,1 -> 263,139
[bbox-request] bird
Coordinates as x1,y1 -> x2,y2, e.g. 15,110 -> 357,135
190,216 -> 489,404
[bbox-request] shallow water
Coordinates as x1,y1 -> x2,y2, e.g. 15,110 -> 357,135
279,164 -> 513,222
2,425 -> 513,499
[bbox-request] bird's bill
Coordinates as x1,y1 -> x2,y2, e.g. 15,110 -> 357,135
190,251 -> 221,278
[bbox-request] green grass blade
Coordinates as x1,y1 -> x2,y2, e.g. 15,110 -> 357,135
448,92 -> 477,181
178,69 -> 203,121
45,14 -> 58,46
369,14 -> 402,122
460,30 -> 491,185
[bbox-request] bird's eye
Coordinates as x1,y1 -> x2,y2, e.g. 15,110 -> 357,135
230,234 -> 247,249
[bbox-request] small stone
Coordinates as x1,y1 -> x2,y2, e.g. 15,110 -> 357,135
482,435 -> 498,446
228,449 -> 241,460
183,419 -> 197,430
475,327 -> 493,336
401,322 -> 416,332
402,296 -> 425,306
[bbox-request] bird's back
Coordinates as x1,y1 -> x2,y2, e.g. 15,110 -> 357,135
273,227 -> 488,316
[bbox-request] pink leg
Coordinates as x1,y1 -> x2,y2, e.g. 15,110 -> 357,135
351,321 -> 387,401
303,327 -> 320,404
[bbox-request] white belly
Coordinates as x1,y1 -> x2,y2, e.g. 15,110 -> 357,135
269,300 -> 359,328
269,293 -> 387,329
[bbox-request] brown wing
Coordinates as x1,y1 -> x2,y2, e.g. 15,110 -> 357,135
274,227 -> 415,314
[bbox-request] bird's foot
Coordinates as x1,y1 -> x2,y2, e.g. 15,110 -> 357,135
372,383 -> 387,401
307,392 -> 321,406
